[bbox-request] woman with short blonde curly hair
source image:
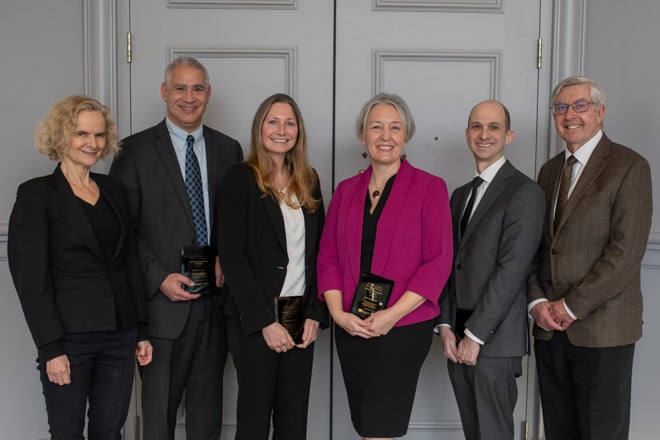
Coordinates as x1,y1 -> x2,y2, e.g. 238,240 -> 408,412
8,95 -> 151,439
35,95 -> 120,160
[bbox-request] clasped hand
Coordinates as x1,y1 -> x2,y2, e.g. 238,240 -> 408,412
335,309 -> 397,339
530,300 -> 574,332
439,327 -> 480,366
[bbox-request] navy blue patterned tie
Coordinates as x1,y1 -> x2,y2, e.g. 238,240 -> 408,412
185,135 -> 207,245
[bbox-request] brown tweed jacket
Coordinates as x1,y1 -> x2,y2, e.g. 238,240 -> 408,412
528,134 -> 653,348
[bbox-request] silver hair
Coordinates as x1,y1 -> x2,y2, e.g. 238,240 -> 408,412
163,56 -> 210,88
355,93 -> 416,142
551,75 -> 606,109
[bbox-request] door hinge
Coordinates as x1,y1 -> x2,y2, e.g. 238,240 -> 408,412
127,31 -> 133,64
522,419 -> 529,440
537,37 -> 542,70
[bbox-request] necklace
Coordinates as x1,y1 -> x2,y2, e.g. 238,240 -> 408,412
371,189 -> 381,198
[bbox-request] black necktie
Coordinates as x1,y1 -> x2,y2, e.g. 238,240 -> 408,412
554,155 -> 577,233
185,135 -> 207,245
460,176 -> 483,237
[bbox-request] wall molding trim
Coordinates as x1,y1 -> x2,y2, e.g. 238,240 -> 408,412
168,47 -> 297,97
373,0 -> 503,13
167,0 -> 296,9
547,0 -> 587,156
372,49 -> 500,98
84,0 -> 120,124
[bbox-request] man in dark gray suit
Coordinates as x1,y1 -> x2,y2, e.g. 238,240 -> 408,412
110,57 -> 243,439
437,100 -> 545,440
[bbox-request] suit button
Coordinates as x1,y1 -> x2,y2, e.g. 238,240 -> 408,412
551,248 -> 558,255
456,264 -> 462,270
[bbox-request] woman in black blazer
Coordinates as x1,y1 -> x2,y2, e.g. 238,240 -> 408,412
8,96 -> 152,439
218,93 -> 328,440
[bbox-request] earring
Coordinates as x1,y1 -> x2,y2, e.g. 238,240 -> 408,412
361,152 -> 367,159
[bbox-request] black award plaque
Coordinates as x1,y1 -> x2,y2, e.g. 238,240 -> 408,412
350,272 -> 394,319
275,296 -> 304,344
181,245 -> 215,293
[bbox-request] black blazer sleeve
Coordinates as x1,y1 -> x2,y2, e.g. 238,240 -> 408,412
8,178 -> 66,361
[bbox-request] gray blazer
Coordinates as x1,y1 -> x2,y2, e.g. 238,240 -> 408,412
439,160 -> 545,357
110,119 -> 243,339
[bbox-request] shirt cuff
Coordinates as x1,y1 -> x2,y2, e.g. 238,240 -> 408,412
464,328 -> 484,345
433,323 -> 450,335
527,298 -> 548,317
563,299 -> 578,320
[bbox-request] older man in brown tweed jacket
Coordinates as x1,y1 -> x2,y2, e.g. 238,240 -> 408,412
528,76 -> 653,440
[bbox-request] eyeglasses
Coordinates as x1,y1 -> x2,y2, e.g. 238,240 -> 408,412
551,101 -> 595,115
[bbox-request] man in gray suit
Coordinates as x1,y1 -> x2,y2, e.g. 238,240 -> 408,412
110,57 -> 243,439
528,76 -> 652,440
437,100 -> 545,440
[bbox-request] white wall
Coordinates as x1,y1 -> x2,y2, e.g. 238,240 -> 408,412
0,1 -> 86,439
583,1 -> 660,438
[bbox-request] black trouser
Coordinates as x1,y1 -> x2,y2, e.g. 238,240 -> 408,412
40,327 -> 138,440
535,332 -> 634,440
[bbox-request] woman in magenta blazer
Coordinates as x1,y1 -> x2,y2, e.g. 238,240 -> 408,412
317,93 -> 453,439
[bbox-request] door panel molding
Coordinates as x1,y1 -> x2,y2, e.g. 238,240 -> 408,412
169,48 -> 296,96
373,50 -> 500,99
373,0 -> 502,13
167,0 -> 296,9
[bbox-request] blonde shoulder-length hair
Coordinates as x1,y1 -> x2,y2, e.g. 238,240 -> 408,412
35,95 -> 119,161
246,93 -> 320,212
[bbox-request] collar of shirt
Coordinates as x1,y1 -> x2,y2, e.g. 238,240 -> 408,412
465,155 -> 507,217
166,118 -> 204,156
165,118 -> 207,179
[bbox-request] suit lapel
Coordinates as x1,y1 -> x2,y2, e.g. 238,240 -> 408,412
371,160 -> 413,274
152,121 -> 196,231
556,137 -> 610,233
460,161 -> 514,244
97,176 -> 126,261
264,195 -> 287,252
52,166 -> 106,262
345,169 -> 370,276
543,154 -> 565,239
203,126 -> 219,224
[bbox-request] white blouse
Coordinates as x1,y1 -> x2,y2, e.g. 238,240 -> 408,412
278,194 -> 306,297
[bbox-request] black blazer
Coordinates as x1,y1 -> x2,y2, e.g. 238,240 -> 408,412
7,165 -> 148,362
110,119 -> 243,339
217,163 -> 328,335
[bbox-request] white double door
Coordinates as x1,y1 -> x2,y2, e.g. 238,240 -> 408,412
120,1 -> 544,438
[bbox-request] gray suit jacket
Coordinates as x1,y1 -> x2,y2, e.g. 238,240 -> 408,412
110,119 -> 243,339
439,160 -> 545,357
527,134 -> 652,347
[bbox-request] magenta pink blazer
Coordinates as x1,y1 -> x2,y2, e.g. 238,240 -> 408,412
317,160 -> 453,327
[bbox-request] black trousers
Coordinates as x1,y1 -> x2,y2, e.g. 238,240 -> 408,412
141,295 -> 228,440
39,327 -> 137,440
535,332 -> 634,440
227,317 -> 315,440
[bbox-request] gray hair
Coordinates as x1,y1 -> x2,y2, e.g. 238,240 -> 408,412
163,56 -> 210,88
355,93 -> 416,142
552,75 -> 606,110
